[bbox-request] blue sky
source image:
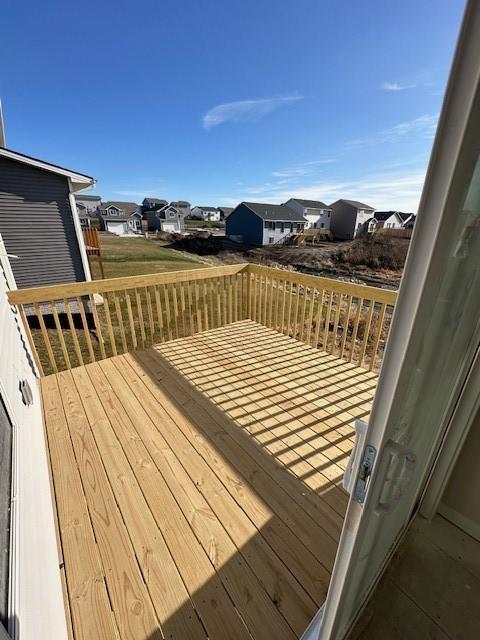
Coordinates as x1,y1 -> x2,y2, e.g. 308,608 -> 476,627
1,0 -> 466,211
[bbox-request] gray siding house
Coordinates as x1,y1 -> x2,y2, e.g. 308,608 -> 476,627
99,201 -> 142,235
146,204 -> 184,233
0,148 -> 93,288
285,198 -> 332,230
330,199 -> 375,239
226,202 -> 307,245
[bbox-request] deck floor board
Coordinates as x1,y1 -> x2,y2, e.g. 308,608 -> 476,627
41,320 -> 378,640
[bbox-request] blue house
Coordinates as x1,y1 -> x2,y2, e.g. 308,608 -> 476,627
226,202 -> 307,245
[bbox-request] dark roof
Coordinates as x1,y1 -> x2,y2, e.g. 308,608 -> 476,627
374,211 -> 413,222
102,201 -> 139,215
170,200 -> 190,207
143,197 -> 167,205
331,199 -> 375,210
242,202 -> 307,222
288,198 -> 330,209
194,205 -> 217,211
218,206 -> 234,214
74,194 -> 101,201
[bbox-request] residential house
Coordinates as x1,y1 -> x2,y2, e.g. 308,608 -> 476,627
74,194 -> 101,228
0,147 -> 94,289
330,199 -> 375,239
99,201 -> 142,235
191,205 -> 221,222
284,198 -> 332,230
145,203 -> 184,233
367,210 -> 413,233
217,206 -> 234,220
170,200 -> 191,220
142,197 -> 168,212
226,201 -> 307,245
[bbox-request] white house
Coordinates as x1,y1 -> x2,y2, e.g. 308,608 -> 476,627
284,198 -> 332,230
367,211 -> 412,233
330,199 -> 375,239
191,206 -> 221,222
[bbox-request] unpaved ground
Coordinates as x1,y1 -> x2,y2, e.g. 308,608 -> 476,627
162,234 -> 403,290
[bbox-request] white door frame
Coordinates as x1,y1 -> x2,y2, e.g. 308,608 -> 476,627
315,2 -> 480,638
420,345 -> 480,519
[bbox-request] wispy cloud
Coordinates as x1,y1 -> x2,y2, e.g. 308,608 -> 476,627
221,169 -> 426,212
348,113 -> 439,147
272,158 -> 336,178
380,81 -> 415,91
202,95 -> 303,130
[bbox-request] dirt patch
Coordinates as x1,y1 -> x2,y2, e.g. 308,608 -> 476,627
162,233 -> 404,290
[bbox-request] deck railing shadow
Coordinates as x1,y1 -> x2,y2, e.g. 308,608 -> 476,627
129,346 -> 354,639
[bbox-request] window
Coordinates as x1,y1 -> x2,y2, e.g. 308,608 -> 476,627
320,223 -> 325,228
169,212 -> 176,218
265,221 -> 274,229
268,237 -> 274,244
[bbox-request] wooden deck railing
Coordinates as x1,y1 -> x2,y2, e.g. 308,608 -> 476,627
8,263 -> 397,376
245,264 -> 397,372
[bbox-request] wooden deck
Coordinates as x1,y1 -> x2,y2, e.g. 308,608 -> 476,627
41,320 -> 378,640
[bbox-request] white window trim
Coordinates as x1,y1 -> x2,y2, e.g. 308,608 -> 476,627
68,179 -> 92,282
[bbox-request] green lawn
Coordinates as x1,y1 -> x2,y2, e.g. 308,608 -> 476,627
184,219 -> 224,229
90,234 -> 205,279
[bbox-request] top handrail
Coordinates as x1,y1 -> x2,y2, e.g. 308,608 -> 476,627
8,264 -> 249,305
7,262 -> 397,307
247,263 -> 398,305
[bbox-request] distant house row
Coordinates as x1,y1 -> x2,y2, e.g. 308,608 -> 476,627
75,195 -> 235,235
225,198 -> 416,246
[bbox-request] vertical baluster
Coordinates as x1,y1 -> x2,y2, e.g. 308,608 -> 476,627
331,293 -> 342,355
194,281 -> 202,332
263,275 -> 269,326
369,303 -> 387,371
339,295 -> 352,360
228,275 -> 233,324
50,301 -> 71,370
164,284 -> 173,340
135,288 -> 146,348
280,279 -> 287,334
287,279 -> 294,337
101,292 -> 117,357
293,282 -> 300,339
233,274 -> 238,322
145,287 -> 155,344
89,294 -> 106,360
171,284 -> 179,339
34,302 -> 58,374
322,291 -> 333,351
349,297 -> 364,363
359,300 -> 375,368
124,290 -> 137,350
112,292 -> 127,354
154,286 -> 164,342
274,277 -> 281,331
203,280 -> 209,331
313,289 -> 325,349
179,283 -> 187,336
306,287 -> 316,345
216,277 -> 222,327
